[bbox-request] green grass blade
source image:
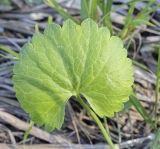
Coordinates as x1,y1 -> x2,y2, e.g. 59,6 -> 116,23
157,48 -> 160,81
150,130 -> 160,149
147,2 -> 160,15
99,0 -> 113,34
138,0 -> 155,16
154,48 -> 160,129
0,53 -> 15,59
101,0 -> 107,14
0,45 -> 19,59
119,0 -> 158,39
45,0 -> 79,23
132,60 -> 153,74
130,94 -> 154,129
80,0 -> 97,20
88,0 -> 97,20
80,0 -> 89,20
105,0 -> 112,15
119,1 -> 135,38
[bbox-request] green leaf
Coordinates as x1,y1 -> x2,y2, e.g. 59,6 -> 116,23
13,19 -> 133,132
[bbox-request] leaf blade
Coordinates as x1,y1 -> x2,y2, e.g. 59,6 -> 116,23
13,19 -> 134,131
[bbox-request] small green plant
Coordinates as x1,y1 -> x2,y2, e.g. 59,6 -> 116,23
45,0 -> 160,38
46,0 -> 113,33
13,19 -> 134,148
119,0 -> 160,39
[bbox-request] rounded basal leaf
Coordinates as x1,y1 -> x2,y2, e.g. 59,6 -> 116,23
13,19 -> 134,131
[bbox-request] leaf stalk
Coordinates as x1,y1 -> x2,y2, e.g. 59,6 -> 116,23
76,94 -> 115,149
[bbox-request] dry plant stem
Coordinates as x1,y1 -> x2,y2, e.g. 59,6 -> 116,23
154,48 -> 160,129
0,110 -> 68,143
76,94 -> 115,149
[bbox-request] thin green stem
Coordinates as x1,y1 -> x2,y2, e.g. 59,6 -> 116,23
23,121 -> 34,144
154,48 -> 160,129
46,0 -> 79,24
116,113 -> 122,146
76,94 -> 115,149
103,117 -> 110,135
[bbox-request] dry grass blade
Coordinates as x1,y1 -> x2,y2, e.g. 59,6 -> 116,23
0,110 -> 69,144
